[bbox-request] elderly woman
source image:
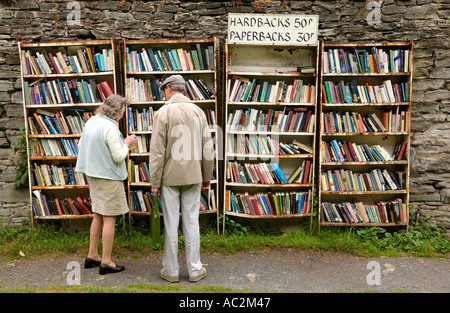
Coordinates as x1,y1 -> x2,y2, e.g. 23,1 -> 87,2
75,94 -> 137,275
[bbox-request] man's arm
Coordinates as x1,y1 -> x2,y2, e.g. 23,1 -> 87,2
149,110 -> 167,194
201,112 -> 215,189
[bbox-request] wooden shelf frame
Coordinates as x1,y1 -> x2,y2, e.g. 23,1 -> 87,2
223,40 -> 319,231
19,40 -> 120,224
123,38 -> 221,231
317,40 -> 414,230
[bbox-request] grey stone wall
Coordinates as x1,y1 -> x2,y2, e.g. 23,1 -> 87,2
0,0 -> 448,229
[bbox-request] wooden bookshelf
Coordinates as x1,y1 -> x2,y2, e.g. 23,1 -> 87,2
318,41 -> 413,230
18,40 -> 120,225
223,41 -> 319,231
123,39 -> 220,229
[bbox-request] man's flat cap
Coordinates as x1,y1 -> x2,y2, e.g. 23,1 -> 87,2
160,75 -> 185,91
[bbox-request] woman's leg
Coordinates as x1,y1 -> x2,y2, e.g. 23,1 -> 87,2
87,213 -> 103,261
101,215 -> 117,266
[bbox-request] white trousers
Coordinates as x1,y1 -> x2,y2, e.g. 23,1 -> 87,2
160,183 -> 202,277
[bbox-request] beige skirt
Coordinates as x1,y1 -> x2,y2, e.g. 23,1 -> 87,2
87,176 -> 129,216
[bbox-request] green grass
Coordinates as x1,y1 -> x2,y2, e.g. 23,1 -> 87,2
0,284 -> 247,293
0,215 -> 448,261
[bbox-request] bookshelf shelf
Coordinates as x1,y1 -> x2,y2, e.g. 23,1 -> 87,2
227,131 -> 314,136
35,214 -> 94,220
227,153 -> 313,159
123,39 -> 220,228
321,190 -> 407,195
228,101 -> 316,107
322,72 -> 410,77
322,102 -> 409,107
23,71 -> 114,79
226,183 -> 313,188
19,40 -> 119,223
29,156 -> 78,161
228,71 -> 316,77
223,40 -> 319,228
31,185 -> 89,190
318,41 -> 413,229
127,70 -> 214,75
226,211 -> 312,219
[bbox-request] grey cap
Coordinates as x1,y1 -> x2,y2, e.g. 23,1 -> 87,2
159,75 -> 185,91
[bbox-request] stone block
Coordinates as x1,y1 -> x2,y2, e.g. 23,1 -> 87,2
404,3 -> 438,20
0,184 -> 29,203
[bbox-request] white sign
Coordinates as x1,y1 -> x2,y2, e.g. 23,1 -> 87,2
228,13 -> 318,46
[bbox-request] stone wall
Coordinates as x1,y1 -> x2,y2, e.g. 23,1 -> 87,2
0,0 -> 448,229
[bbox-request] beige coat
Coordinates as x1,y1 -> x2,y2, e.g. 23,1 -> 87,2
149,94 -> 215,188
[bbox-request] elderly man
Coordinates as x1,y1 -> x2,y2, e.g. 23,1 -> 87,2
149,75 -> 214,283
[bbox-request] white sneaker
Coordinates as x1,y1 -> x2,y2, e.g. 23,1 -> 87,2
160,268 -> 179,283
189,267 -> 207,283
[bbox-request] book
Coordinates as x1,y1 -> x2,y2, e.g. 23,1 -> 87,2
323,47 -> 410,74
228,190 -> 311,215
31,192 -> 91,217
126,44 -> 214,72
228,77 -> 315,104
322,199 -> 406,224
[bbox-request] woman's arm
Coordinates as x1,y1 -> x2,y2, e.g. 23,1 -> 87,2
104,124 -> 129,163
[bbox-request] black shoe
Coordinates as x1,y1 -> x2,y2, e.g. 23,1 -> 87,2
84,257 -> 102,269
99,262 -> 125,275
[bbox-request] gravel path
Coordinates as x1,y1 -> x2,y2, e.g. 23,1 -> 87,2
1,249 -> 448,293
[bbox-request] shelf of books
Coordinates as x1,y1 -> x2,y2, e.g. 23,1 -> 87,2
18,40 -> 119,224
318,41 -> 413,230
123,39 -> 220,224
223,40 -> 319,231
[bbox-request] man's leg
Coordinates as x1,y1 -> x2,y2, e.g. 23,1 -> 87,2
180,183 -> 202,278
160,185 -> 181,277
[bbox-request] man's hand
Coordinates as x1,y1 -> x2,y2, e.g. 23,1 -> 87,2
151,187 -> 160,196
201,182 -> 210,190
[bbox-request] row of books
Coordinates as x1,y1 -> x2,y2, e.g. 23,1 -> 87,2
227,108 -> 315,133
130,189 -> 215,212
29,138 -> 79,157
322,80 -> 409,104
323,47 -> 410,74
227,190 -> 311,215
226,135 -> 312,156
23,79 -> 114,105
321,199 -> 406,224
321,168 -> 405,192
129,189 -> 159,213
184,79 -> 215,100
125,78 -> 164,102
127,107 -> 154,132
28,109 -> 91,135
22,47 -> 113,75
130,135 -> 150,154
322,109 -> 407,134
32,191 -> 92,217
227,159 -> 312,185
128,160 -> 150,184
322,140 -> 398,163
32,163 -> 87,187
227,77 -> 316,104
125,44 -> 214,72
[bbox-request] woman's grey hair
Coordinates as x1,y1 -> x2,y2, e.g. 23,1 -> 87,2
95,94 -> 129,120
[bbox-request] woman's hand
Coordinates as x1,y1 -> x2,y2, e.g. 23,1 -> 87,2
124,134 -> 138,149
